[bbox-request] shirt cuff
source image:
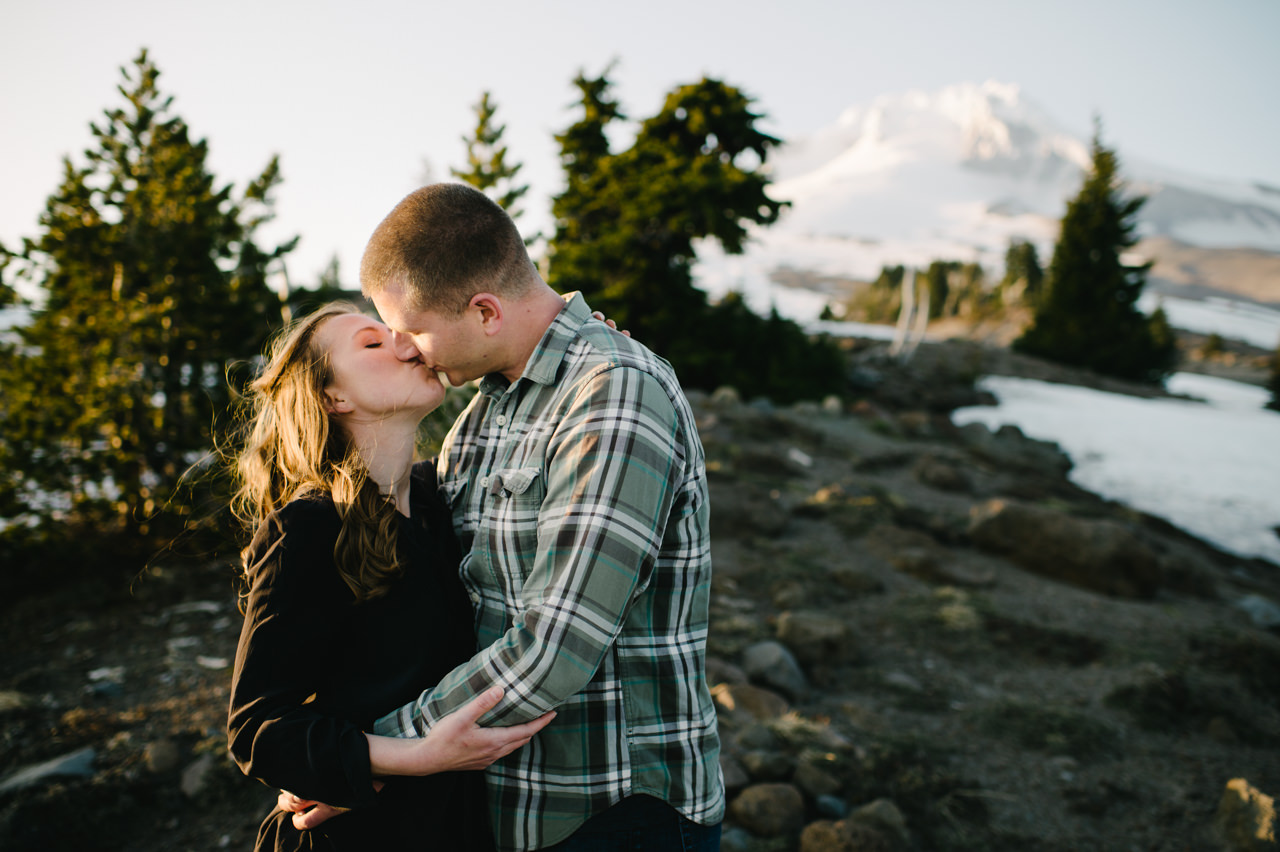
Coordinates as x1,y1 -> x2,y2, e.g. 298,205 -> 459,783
372,701 -> 433,739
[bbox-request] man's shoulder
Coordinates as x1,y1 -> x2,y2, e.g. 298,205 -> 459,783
570,322 -> 679,386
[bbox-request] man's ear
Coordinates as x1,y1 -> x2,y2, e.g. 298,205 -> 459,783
324,388 -> 353,415
469,293 -> 503,337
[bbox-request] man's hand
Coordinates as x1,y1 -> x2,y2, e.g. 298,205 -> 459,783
367,686 -> 556,777
275,689 -> 554,831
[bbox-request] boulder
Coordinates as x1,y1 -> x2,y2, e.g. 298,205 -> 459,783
799,819 -> 897,852
912,455 -> 972,493
776,611 -> 856,666
740,750 -> 796,782
0,747 -> 97,794
849,798 -> 910,849
1218,778 -> 1277,851
0,690 -> 30,713
829,565 -> 885,597
720,753 -> 750,792
712,682 -> 790,722
180,752 -> 217,799
742,641 -> 808,701
145,739 -> 181,774
968,499 -> 1161,598
706,656 -> 748,687
958,422 -> 1072,477
793,757 -> 843,798
729,783 -> 805,838
1235,594 -> 1280,631
710,481 -> 790,539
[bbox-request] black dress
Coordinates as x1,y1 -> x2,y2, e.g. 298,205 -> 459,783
228,462 -> 492,851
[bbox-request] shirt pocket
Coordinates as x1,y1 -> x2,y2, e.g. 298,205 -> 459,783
486,467 -> 542,499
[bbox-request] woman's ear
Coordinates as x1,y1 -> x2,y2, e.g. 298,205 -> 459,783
324,388 -> 353,415
469,293 -> 503,337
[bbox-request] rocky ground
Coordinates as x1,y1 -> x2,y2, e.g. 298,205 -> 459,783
1,335 -> 1278,851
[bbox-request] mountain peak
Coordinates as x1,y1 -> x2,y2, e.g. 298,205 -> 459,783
694,82 -> 1280,318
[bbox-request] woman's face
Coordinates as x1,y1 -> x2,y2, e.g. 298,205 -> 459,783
315,313 -> 446,422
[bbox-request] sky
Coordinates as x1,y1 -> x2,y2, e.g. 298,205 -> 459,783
3,0 -> 1278,289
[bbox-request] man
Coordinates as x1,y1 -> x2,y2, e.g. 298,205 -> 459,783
345,182 -> 722,850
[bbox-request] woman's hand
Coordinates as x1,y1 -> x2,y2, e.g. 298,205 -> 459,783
591,310 -> 631,337
279,689 -> 555,830
366,686 -> 556,777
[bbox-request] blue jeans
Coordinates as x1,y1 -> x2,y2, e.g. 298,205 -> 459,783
539,795 -> 722,852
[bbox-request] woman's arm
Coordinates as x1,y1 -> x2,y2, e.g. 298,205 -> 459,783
227,501 -> 379,808
278,686 -> 554,831
365,686 -> 554,776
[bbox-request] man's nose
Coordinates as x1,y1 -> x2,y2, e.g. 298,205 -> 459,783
390,330 -> 422,361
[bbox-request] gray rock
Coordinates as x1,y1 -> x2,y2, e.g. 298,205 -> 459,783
959,422 -> 1072,476
1235,594 -> 1280,631
705,656 -> 748,687
0,690 -> 30,713
776,611 -> 855,666
180,752 -> 217,798
882,671 -> 924,694
710,386 -> 742,407
742,641 -> 808,700
711,683 -> 790,722
740,749 -> 797,781
729,783 -> 805,838
912,455 -> 972,493
720,753 -> 750,792
0,747 -> 96,793
719,826 -> 756,852
829,565 -> 885,596
770,581 -> 808,611
735,723 -> 781,752
709,481 -> 790,539
793,758 -> 843,798
816,795 -> 850,819
145,739 -> 181,774
849,798 -> 910,849
799,818 -> 896,852
968,498 -> 1161,598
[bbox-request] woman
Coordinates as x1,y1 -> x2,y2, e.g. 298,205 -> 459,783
227,302 -> 552,851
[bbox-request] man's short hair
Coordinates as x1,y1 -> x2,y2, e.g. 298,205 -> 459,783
360,182 -> 536,315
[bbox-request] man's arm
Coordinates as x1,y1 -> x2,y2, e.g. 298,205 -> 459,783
375,366 -> 683,737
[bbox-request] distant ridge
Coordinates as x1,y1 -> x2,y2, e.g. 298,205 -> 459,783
695,82 -> 1280,320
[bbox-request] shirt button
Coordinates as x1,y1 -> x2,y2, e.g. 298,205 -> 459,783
469,592 -> 480,604
495,414 -> 508,426
479,476 -> 490,489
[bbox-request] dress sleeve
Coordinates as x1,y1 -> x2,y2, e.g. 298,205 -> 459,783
227,500 -> 378,808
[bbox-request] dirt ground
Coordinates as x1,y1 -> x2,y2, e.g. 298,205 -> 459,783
1,332 -> 1278,851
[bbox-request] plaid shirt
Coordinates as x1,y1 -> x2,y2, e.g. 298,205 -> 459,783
374,294 -> 723,850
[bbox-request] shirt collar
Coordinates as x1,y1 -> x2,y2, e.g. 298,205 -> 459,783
478,291 -> 591,398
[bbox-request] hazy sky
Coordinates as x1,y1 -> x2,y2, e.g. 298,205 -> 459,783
3,0 -> 1276,286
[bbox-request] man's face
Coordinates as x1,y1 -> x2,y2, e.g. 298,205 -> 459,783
371,283 -> 490,387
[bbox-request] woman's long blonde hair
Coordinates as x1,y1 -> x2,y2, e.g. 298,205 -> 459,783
232,302 -> 404,602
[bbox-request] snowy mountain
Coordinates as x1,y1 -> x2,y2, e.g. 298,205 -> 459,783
694,81 -> 1280,323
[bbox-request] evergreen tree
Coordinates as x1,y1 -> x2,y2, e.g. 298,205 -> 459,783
0,50 -> 295,539
1001,239 -> 1044,305
451,91 -> 531,227
1013,127 -> 1176,384
1267,341 -> 1280,412
547,69 -> 845,401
